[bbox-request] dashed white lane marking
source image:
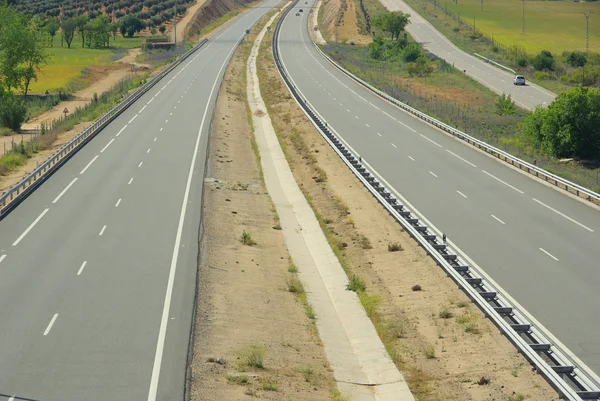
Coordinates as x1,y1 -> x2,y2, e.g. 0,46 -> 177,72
77,261 -> 87,276
101,138 -> 115,153
138,162 -> 143,168
13,208 -> 49,246
456,190 -> 467,198
148,98 -> 154,105
333,97 -> 337,101
0,255 -> 6,264
99,225 -> 107,236
115,198 -> 122,207
128,114 -> 138,124
370,104 -> 381,111
147,148 -> 151,154
165,119 -> 169,123
482,170 -> 524,194
43,314 -> 58,336
429,171 -> 438,178
377,132 -> 382,137
347,109 -> 350,112
408,156 -> 415,161
128,177 -> 134,185
178,100 -> 181,103
365,123 -> 370,127
446,149 -> 476,167
174,106 -> 177,110
160,128 -> 163,132
116,125 -> 127,137
80,155 -> 99,175
139,105 -> 147,113
170,112 -> 173,116
540,248 -> 559,261
52,177 -> 78,204
355,115 -> 359,119
420,134 -> 442,148
391,143 -> 397,148
154,137 -> 157,142
532,198 -> 594,232
161,85 -> 167,90
491,214 -> 506,225
340,103 -> 343,106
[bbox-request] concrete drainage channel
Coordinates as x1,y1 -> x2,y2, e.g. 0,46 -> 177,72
272,2 -> 600,400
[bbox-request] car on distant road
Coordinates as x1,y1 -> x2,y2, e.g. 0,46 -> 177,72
513,75 -> 526,85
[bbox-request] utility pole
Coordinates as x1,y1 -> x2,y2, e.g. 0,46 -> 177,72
582,12 -> 592,53
521,0 -> 525,34
480,0 -> 483,12
173,0 -> 177,48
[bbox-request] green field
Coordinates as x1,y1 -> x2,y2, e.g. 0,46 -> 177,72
442,0 -> 600,54
30,35 -> 151,93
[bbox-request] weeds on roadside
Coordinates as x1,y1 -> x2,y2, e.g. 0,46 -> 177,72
388,242 -> 403,252
227,373 -> 250,385
359,235 -> 373,249
240,230 -> 256,246
424,345 -> 435,359
286,275 -> 305,293
346,274 -> 367,292
330,389 -> 350,401
238,344 -> 266,369
438,308 -> 453,319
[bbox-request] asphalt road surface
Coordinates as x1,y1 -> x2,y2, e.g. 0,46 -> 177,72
280,1 -> 600,377
377,0 -> 557,110
0,2 -> 276,400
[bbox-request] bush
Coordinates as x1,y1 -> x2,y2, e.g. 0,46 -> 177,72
495,93 -> 516,116
402,43 -> 421,62
239,344 -> 266,369
533,71 -> 557,81
0,91 -> 28,131
239,230 -> 256,245
346,274 -> 367,292
533,49 -> 554,71
566,51 -> 587,68
406,57 -> 434,77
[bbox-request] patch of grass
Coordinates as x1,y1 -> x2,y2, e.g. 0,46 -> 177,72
424,345 -> 435,359
239,230 -> 256,246
238,344 -> 266,369
507,394 -> 526,401
0,152 -> 28,176
388,242 -> 403,252
359,234 -> 372,249
457,300 -> 469,308
358,292 -> 381,318
511,367 -> 519,377
330,389 -> 351,401
287,258 -> 298,273
0,127 -> 15,137
438,308 -> 453,319
227,373 -> 250,385
346,274 -> 367,292
286,275 -> 305,293
261,379 -> 279,391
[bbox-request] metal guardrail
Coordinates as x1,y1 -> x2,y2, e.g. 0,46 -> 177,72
0,38 -> 209,218
272,4 -> 600,400
473,52 -> 516,74
311,46 -> 600,207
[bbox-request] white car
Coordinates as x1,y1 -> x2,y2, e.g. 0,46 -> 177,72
513,75 -> 526,85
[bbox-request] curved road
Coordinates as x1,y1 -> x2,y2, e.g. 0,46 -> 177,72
279,1 -> 600,377
0,2 -> 276,400
377,0 -> 557,110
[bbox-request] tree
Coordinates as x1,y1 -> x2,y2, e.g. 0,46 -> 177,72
109,22 -> 119,41
21,19 -> 49,95
566,51 -> 587,68
119,15 -> 145,38
533,49 -> 554,71
0,88 -> 27,130
523,86 -> 600,160
159,24 -> 166,34
372,11 -> 410,41
61,18 -> 77,49
45,18 -> 60,46
75,15 -> 89,48
87,16 -> 110,48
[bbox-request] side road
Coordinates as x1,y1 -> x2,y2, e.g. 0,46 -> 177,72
376,0 -> 556,110
248,9 -> 414,401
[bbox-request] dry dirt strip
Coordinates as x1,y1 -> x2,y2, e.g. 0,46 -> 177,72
248,10 -> 414,401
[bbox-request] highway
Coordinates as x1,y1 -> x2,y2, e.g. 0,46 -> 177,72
0,2 -> 276,400
279,1 -> 600,376
377,0 -> 557,110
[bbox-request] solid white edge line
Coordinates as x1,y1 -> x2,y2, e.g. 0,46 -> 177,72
80,155 -> 99,175
491,214 -> 506,225
101,138 -> 115,153
420,133 -> 443,148
532,198 -> 594,232
128,114 -> 138,124
52,178 -> 78,203
13,208 -> 49,246
539,247 -> 559,261
456,190 -> 467,198
77,261 -> 87,275
446,149 -> 477,167
99,225 -> 107,236
482,170 -> 525,194
146,26 -> 245,401
43,313 -> 58,336
116,125 -> 128,137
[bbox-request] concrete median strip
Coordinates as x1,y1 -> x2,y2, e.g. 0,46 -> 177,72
247,11 -> 415,401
